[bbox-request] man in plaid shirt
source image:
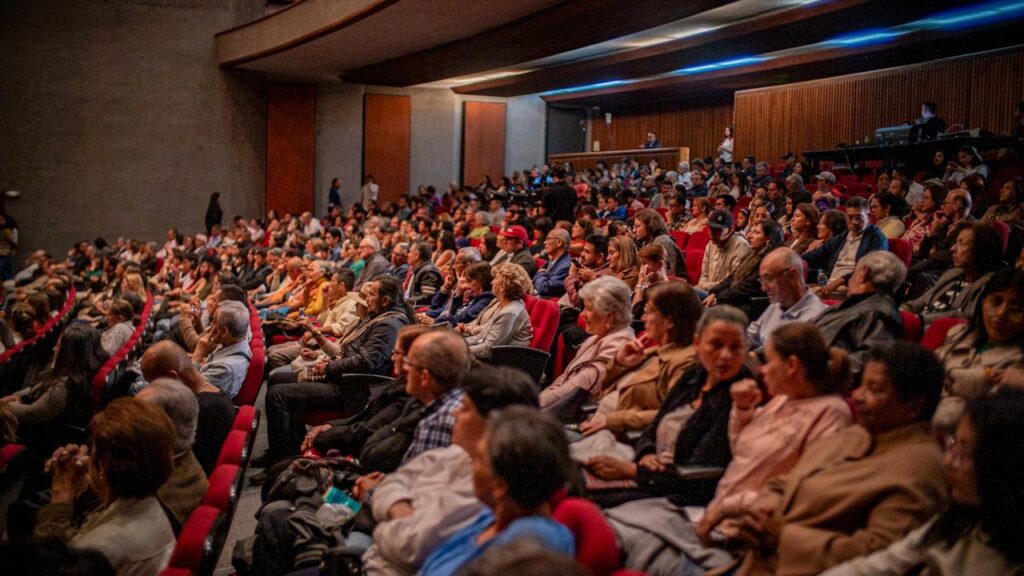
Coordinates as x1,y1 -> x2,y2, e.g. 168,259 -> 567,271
400,329 -> 471,463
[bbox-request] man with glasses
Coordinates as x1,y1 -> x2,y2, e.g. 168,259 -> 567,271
399,329 -> 471,462
533,228 -> 572,298
747,248 -> 827,350
667,196 -> 691,231
356,235 -> 389,290
802,197 -> 888,298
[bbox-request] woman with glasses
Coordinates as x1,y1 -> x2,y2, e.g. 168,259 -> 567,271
456,262 -> 533,359
822,390 -> 1024,575
933,267 -> 1024,431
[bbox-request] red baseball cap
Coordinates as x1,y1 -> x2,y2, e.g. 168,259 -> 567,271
501,225 -> 529,244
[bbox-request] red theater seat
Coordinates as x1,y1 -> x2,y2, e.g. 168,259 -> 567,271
921,317 -> 968,350
553,496 -> 620,576
168,505 -> 226,576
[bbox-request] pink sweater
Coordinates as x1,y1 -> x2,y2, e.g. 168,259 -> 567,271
710,394 -> 852,519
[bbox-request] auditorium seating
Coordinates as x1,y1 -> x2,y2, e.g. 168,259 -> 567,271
233,305 -> 265,407
487,294 -> 559,382
922,317 -> 968,350
165,505 -> 227,576
0,287 -> 77,394
90,292 -> 155,409
552,495 -> 620,576
670,230 -> 689,252
301,373 -> 394,426
887,239 -> 913,268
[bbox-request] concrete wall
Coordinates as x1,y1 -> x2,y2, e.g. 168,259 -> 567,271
0,0 -> 267,255
314,84 -> 547,214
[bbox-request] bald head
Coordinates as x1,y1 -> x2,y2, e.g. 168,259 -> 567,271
408,329 -> 470,393
141,341 -> 202,391
760,247 -> 806,308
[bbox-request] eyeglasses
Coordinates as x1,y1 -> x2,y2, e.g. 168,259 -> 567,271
944,435 -> 974,467
402,357 -> 426,371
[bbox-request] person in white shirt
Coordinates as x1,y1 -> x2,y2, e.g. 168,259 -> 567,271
718,126 -> 734,164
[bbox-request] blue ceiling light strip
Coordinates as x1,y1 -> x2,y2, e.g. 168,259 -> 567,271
540,0 -> 1024,95
673,56 -> 772,75
540,79 -> 631,96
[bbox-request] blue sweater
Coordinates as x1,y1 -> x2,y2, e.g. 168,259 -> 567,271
419,509 -> 575,576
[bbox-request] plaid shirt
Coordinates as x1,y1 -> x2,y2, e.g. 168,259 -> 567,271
401,388 -> 465,464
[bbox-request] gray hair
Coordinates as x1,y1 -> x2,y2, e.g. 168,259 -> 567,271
756,161 -> 769,170
696,305 -> 749,335
678,161 -> 690,172
786,173 -> 804,186
855,250 -> 907,294
578,276 -> 632,329
457,247 -> 482,263
216,301 -> 250,340
140,378 -> 198,452
360,235 -> 381,252
393,242 -> 410,254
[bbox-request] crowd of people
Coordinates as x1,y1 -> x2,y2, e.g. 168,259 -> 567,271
1,139 -> 1023,576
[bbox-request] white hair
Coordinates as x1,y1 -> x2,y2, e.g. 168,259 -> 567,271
216,301 -> 250,339
141,378 -> 198,452
578,276 -> 632,328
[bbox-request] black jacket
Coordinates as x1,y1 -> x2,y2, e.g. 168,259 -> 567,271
404,262 -> 443,306
813,291 -> 901,374
313,377 -> 416,458
325,309 -> 409,380
542,182 -> 577,223
632,365 -> 751,502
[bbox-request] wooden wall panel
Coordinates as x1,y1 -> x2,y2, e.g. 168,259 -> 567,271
462,101 -> 506,186
363,93 -> 411,203
588,97 -> 733,162
734,48 -> 1024,164
266,84 -> 316,216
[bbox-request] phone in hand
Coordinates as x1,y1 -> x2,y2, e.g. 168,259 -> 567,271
571,258 -> 582,269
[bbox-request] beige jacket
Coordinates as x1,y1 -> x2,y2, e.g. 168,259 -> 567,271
736,423 -> 947,576
598,342 -> 698,433
698,234 -> 750,290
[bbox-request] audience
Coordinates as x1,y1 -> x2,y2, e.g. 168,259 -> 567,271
7,152 -> 1024,576
457,262 -> 533,359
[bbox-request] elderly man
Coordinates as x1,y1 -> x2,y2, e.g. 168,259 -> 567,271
136,378 -> 208,529
696,209 -> 751,294
191,300 -> 251,397
258,277 -> 412,464
752,161 -> 772,190
747,248 -> 828,350
176,283 -> 247,353
356,235 -> 389,290
386,242 -> 410,279
802,196 -> 888,298
533,228 -> 572,298
812,250 -> 905,373
141,341 -> 235,475
300,211 -> 322,237
403,242 -> 443,306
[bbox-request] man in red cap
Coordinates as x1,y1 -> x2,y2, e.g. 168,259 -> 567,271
497,225 -> 536,277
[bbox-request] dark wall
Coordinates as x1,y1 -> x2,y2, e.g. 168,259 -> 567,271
0,0 -> 267,255
546,106 -> 588,156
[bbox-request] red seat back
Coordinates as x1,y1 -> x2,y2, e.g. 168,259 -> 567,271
168,505 -> 224,575
553,497 -> 620,576
989,220 -> 1010,255
669,230 -> 689,252
900,310 -> 923,342
524,295 -> 559,351
232,405 -> 258,433
202,464 -> 241,513
687,230 -> 710,253
922,317 -> 968,350
233,345 -> 265,407
887,238 -> 913,268
847,182 -> 873,198
215,430 -> 249,468
684,250 -> 704,287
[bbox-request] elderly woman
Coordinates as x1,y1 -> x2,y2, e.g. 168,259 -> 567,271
902,182 -> 946,257
580,282 -> 703,436
902,221 -> 1003,325
34,398 -> 177,575
457,262 -> 533,359
933,267 -> 1024,431
806,209 -> 847,252
468,212 -> 491,240
703,220 -> 784,319
981,177 -> 1024,226
786,202 -> 819,254
608,235 -> 640,290
610,323 -> 854,574
540,277 -> 636,415
581,307 -> 753,506
2,324 -> 109,447
823,389 -> 1024,576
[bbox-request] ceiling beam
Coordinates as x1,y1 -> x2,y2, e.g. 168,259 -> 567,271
338,0 -> 731,86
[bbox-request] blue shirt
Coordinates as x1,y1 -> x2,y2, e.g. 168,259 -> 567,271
419,509 -> 575,576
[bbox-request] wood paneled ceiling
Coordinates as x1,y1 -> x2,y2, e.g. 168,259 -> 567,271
218,0 -> 1024,104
